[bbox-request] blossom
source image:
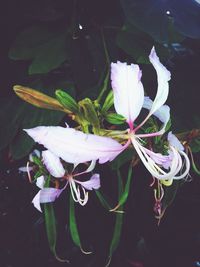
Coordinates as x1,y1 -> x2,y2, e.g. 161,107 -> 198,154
32,150 -> 100,212
24,126 -> 125,164
111,47 -> 190,181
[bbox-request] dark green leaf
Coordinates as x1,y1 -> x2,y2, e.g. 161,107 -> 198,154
110,148 -> 135,170
95,190 -> 111,210
44,203 -> 57,254
111,164 -> 133,210
107,170 -> 124,265
69,195 -> 81,248
162,180 -> 180,211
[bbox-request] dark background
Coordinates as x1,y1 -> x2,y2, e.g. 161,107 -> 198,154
1,1 -> 200,266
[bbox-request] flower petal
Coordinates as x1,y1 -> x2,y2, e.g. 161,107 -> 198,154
131,137 -> 181,180
32,187 -> 63,212
42,150 -> 65,178
24,126 -> 124,164
75,173 -> 100,190
111,61 -> 144,125
148,47 -> 171,115
141,96 -> 170,135
18,166 -> 33,172
32,191 -> 42,212
36,175 -> 45,189
168,132 -> 184,151
39,188 -> 63,203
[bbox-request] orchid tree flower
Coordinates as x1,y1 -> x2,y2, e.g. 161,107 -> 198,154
111,46 -> 190,181
24,126 -> 125,165
32,150 -> 100,212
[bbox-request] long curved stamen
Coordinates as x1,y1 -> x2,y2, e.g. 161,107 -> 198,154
69,179 -> 80,203
173,150 -> 190,180
131,137 -> 181,180
69,179 -> 89,206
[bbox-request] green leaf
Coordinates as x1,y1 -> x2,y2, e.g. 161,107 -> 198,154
110,148 -> 135,170
101,90 -> 114,113
28,33 -> 68,74
69,195 -> 81,247
105,113 -> 126,125
117,23 -> 169,63
55,89 -> 79,114
110,165 -> 133,211
69,195 -> 91,254
117,24 -> 153,64
162,180 -> 180,211
9,25 -> 69,74
95,190 -> 111,210
44,203 -> 57,254
107,170 -> 124,266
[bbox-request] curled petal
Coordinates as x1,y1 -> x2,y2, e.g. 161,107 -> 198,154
36,175 -> 45,189
32,188 -> 63,212
42,150 -> 65,178
148,47 -> 171,115
168,132 -> 184,151
32,191 -> 42,212
75,173 -> 100,190
73,160 -> 96,177
131,137 -> 181,180
141,96 -> 170,135
143,148 -> 171,167
111,61 -> 144,126
173,150 -> 190,180
24,126 -> 124,164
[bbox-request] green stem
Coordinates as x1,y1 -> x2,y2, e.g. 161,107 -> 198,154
96,29 -> 110,103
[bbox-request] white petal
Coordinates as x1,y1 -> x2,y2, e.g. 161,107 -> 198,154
131,137 -> 181,180
111,61 -> 144,124
24,126 -> 124,164
75,173 -> 100,190
42,150 -> 65,178
39,188 -> 63,203
141,96 -> 170,135
18,166 -> 33,172
168,132 -> 184,151
148,47 -> 171,116
32,191 -> 42,212
36,175 -> 45,189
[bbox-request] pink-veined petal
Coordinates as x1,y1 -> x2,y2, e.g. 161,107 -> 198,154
148,47 -> 171,115
42,150 -> 65,178
75,173 -> 100,190
24,126 -> 124,164
111,61 -> 144,125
